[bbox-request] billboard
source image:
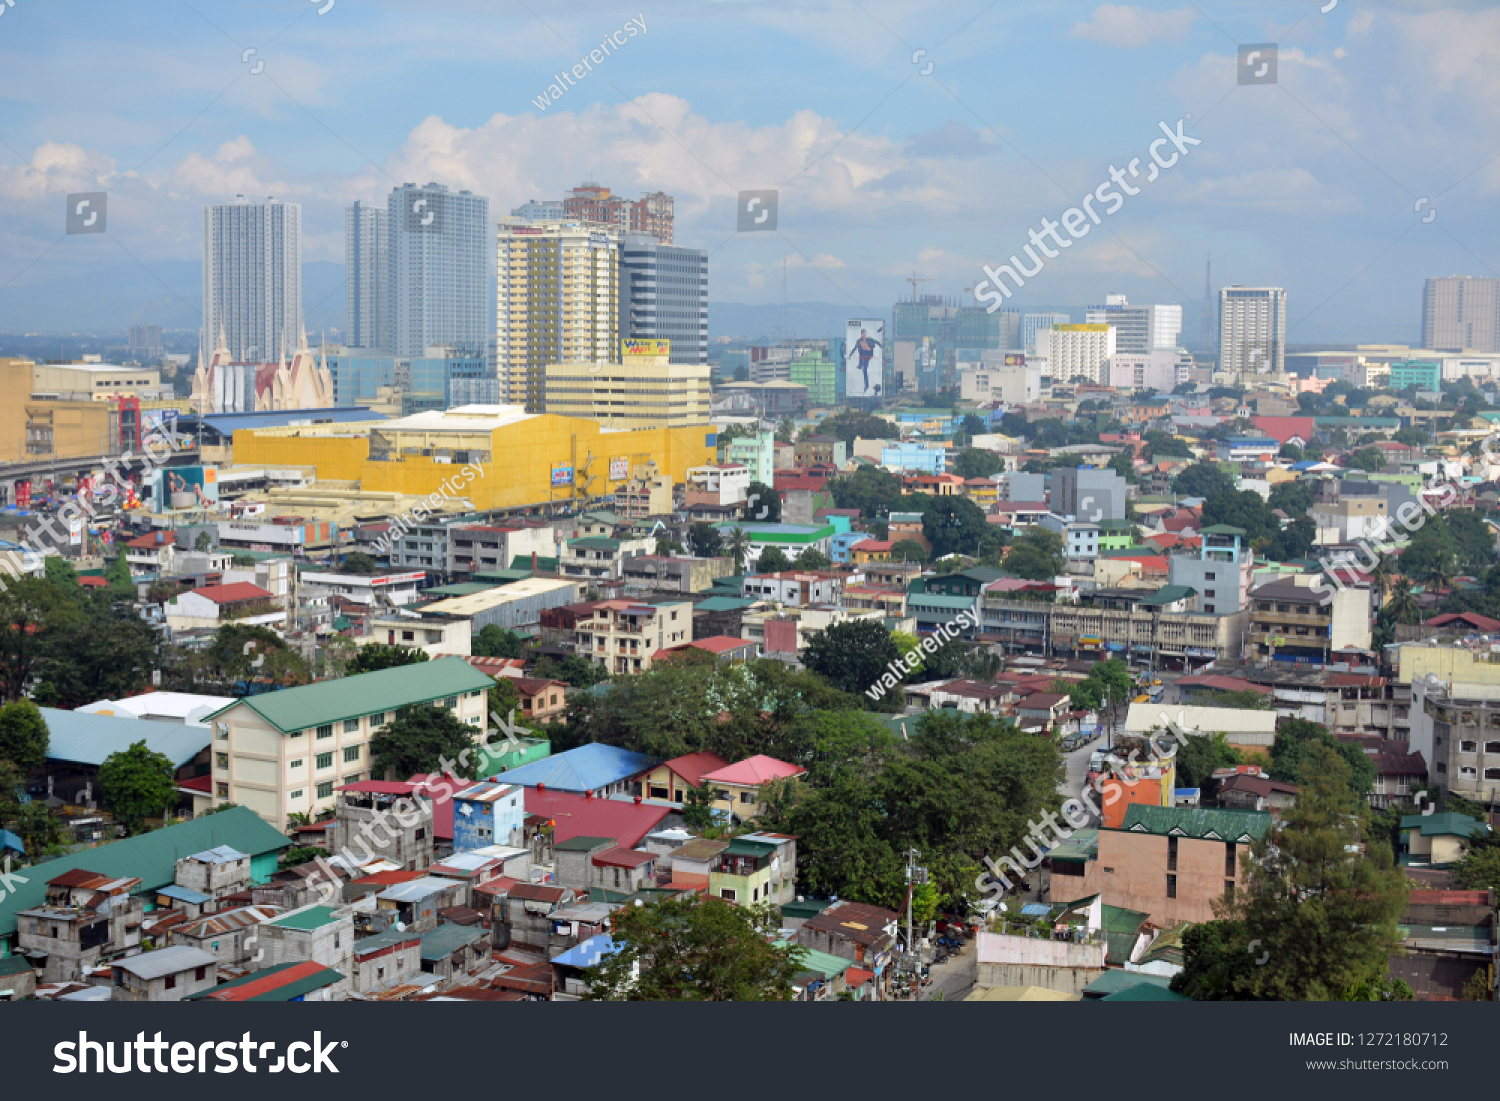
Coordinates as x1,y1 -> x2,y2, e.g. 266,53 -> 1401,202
609,457 -> 630,480
844,319 -> 884,398
1004,353 -> 1026,366
551,464 -> 574,487
622,338 -> 670,358
165,466 -> 218,509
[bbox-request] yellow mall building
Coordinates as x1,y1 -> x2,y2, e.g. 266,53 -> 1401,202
230,405 -> 716,511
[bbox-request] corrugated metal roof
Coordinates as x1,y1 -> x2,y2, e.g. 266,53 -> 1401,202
419,923 -> 488,960
0,808 -> 290,938
41,706 -> 211,769
188,961 -> 344,1001
114,945 -> 218,979
270,905 -> 343,930
498,743 -> 661,792
211,657 -> 494,732
185,845 -> 248,865
156,884 -> 213,904
550,933 -> 619,970
1118,805 -> 1273,841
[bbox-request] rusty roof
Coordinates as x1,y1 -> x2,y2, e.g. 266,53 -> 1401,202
802,899 -> 898,948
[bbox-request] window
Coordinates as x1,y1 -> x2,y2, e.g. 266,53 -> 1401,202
720,888 -> 736,901
343,746 -> 361,763
215,752 -> 229,769
443,696 -> 458,709
740,791 -> 756,805
165,974 -> 176,990
290,729 -> 304,738
1438,763 -> 1447,774
1166,874 -> 1177,899
289,789 -> 303,800
216,782 -> 229,798
316,752 -> 334,770
415,828 -> 425,841
1224,880 -> 1235,899
1486,742 -> 1500,754
1205,572 -> 1216,580
1460,766 -> 1478,779
344,773 -> 362,785
1204,605 -> 1215,614
1225,842 -> 1237,877
344,719 -> 360,733
316,782 -> 334,799
1486,768 -> 1500,781
289,759 -> 303,770
316,725 -> 333,739
1461,740 -> 1478,753
195,966 -> 207,981
1167,836 -> 1178,871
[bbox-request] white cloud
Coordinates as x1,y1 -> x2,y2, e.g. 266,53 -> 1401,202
1070,5 -> 1195,48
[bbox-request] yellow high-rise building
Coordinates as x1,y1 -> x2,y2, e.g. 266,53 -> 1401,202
497,220 -> 618,413
543,340 -> 710,429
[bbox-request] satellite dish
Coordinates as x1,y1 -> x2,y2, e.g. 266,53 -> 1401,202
395,922 -> 407,932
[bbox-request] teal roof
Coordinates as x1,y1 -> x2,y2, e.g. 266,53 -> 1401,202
1048,829 -> 1097,863
424,581 -> 500,597
1118,804 -> 1273,842
0,808 -> 290,938
270,905 -> 342,931
1138,584 -> 1196,606
41,706 -> 211,769
1198,524 -> 1245,536
419,923 -> 488,960
569,536 -> 621,550
695,596 -> 756,611
1100,982 -> 1191,1001
908,594 -> 978,609
1082,970 -> 1174,997
1401,812 -> 1489,838
209,657 -> 493,732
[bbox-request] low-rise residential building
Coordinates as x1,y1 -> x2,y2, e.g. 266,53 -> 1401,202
328,781 -> 436,872
560,533 -> 655,581
574,597 -> 693,675
168,905 -> 283,968
173,845 -> 252,903
125,530 -> 176,577
795,900 -> 897,993
1050,805 -> 1273,927
164,582 -> 280,632
205,658 -> 492,827
700,755 -> 806,823
1248,578 -> 1372,663
17,870 -> 144,982
712,522 -> 835,572
110,946 -> 219,1002
620,554 -> 735,593
350,926 -> 423,995
739,570 -> 843,606
685,463 -> 751,507
451,780 -> 526,852
1400,812 -> 1491,868
254,905 -> 355,998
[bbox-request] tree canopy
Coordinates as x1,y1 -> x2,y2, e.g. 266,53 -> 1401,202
369,704 -> 482,782
585,895 -> 804,1000
923,496 -> 989,559
346,644 -> 430,676
1001,527 -> 1065,580
100,740 -> 177,835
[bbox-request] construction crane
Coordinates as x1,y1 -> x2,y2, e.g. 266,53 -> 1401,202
905,272 -> 933,302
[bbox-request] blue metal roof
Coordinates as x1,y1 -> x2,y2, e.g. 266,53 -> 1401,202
496,743 -> 660,792
157,884 -> 213,904
551,933 -> 619,970
0,829 -> 23,855
181,407 -> 383,434
41,707 -> 211,769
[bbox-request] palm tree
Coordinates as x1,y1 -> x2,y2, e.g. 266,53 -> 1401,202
725,527 -> 751,573
1387,577 -> 1420,624
1422,552 -> 1457,596
1370,553 -> 1395,603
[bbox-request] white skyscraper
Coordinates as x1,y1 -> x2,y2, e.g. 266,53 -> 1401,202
1049,323 -> 1116,384
1023,312 -> 1070,355
1218,286 -> 1286,375
1085,294 -> 1182,353
1423,276 -> 1500,352
345,200 -> 389,352
202,195 -> 303,364
388,182 -> 491,359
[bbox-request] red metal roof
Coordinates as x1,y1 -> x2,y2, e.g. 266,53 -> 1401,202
1425,612 -> 1500,632
126,531 -> 177,549
659,751 -> 731,788
525,789 -> 670,847
349,869 -> 427,887
1176,674 -> 1273,694
193,582 -> 273,604
592,848 -> 656,869
201,960 -> 332,1001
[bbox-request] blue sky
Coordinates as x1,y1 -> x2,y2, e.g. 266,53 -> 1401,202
0,0 -> 1496,343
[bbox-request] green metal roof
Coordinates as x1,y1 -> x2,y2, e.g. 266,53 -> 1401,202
721,839 -> 778,858
0,808 -> 291,939
0,955 -> 34,976
209,657 -> 493,732
1198,524 -> 1245,536
1138,584 -> 1196,606
424,581 -> 501,598
510,555 -> 559,571
419,923 -> 488,960
695,596 -> 756,611
1118,805 -> 1273,841
1100,982 -> 1190,1001
1048,829 -> 1097,863
553,836 -> 615,852
475,568 -> 541,583
781,898 -> 834,920
791,945 -> 849,982
1401,812 -> 1489,838
569,536 -> 621,550
1139,921 -> 1191,966
271,905 -> 342,930
1082,970 -> 1174,997
1101,904 -> 1150,935
908,593 -> 978,609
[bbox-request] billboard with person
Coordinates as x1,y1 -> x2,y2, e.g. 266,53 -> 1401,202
844,319 -> 885,399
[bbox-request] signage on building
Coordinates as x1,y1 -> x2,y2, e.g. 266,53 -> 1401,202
1004,353 -> 1026,366
551,464 -> 574,487
609,457 -> 630,481
511,226 -> 543,235
622,338 -> 670,358
588,233 -> 611,248
1185,647 -> 1219,658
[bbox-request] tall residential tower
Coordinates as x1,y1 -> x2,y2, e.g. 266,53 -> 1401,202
202,195 -> 302,365
387,182 -> 490,359
344,200 -> 389,352
1423,276 -> 1500,352
1218,286 -> 1286,375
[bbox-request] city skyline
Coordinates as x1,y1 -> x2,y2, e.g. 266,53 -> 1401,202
0,2 -> 1493,345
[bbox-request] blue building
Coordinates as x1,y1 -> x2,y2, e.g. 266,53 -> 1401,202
880,441 -> 947,474
451,780 -> 526,852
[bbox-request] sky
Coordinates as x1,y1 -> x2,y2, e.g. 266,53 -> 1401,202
0,0 -> 1496,344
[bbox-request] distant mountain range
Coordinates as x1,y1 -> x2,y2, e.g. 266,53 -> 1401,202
0,261 -> 346,337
